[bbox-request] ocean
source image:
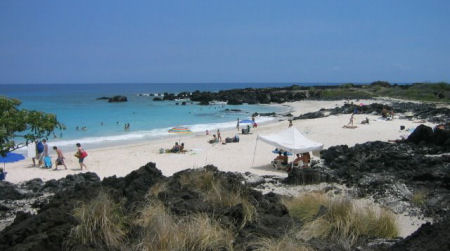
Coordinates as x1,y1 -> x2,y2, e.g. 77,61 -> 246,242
1,83 -> 301,151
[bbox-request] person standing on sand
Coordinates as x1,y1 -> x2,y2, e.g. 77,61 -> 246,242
75,143 -> 88,170
237,118 -> 240,131
53,146 -> 67,170
217,129 -> 222,142
348,113 -> 354,126
288,120 -> 293,127
42,139 -> 49,157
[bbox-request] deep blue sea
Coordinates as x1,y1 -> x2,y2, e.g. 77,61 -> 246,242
1,83 -> 316,150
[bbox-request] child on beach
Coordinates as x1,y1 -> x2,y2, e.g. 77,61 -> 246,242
75,143 -> 88,170
217,129 -> 222,142
53,146 -> 67,170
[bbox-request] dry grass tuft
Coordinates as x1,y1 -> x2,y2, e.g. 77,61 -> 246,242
135,201 -> 233,251
282,192 -> 327,222
68,191 -> 127,249
252,234 -> 313,251
285,193 -> 398,249
411,189 -> 428,207
179,168 -> 257,228
148,181 -> 168,197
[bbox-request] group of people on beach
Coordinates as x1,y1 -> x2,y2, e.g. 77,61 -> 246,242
29,140 -> 88,171
272,151 -> 311,171
344,105 -> 395,128
207,128 -> 241,144
169,142 -> 185,153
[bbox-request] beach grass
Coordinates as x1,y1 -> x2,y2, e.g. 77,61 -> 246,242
284,193 -> 398,249
68,191 -> 127,249
135,200 -> 234,251
251,234 -> 313,251
282,192 -> 327,223
179,168 -> 257,228
411,189 -> 428,207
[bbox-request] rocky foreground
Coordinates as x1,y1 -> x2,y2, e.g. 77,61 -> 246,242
0,125 -> 449,250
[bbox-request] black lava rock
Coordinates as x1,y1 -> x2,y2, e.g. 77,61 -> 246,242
108,95 -> 127,102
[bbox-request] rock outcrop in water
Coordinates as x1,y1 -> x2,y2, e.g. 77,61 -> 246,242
186,87 -> 309,105
108,95 -> 128,102
96,96 -> 128,102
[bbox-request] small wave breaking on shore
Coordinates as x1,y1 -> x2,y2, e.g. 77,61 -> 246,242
17,116 -> 276,152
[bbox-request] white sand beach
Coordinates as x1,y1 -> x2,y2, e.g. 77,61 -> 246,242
5,99 -> 436,183
3,99 -> 439,237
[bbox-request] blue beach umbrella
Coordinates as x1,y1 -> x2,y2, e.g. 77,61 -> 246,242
0,152 -> 25,169
239,119 -> 254,124
0,152 -> 25,180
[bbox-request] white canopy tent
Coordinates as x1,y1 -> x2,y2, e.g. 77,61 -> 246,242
256,127 -> 323,154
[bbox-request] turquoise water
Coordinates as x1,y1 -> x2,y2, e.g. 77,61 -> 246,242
1,83 -> 291,149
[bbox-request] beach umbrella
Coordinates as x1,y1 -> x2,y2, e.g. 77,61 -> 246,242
239,119 -> 254,124
0,152 -> 25,179
168,127 -> 192,134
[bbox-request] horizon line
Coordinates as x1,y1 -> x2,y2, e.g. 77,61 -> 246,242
0,81 -> 438,85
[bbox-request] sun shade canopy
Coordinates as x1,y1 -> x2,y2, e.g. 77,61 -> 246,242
257,127 -> 323,154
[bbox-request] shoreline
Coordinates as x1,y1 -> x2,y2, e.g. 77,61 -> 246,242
5,98 -> 438,184
14,103 -> 290,154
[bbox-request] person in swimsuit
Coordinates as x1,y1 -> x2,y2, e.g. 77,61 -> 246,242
76,143 -> 88,170
53,146 -> 67,170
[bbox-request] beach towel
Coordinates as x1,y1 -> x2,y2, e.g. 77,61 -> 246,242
27,142 -> 36,158
44,156 -> 52,168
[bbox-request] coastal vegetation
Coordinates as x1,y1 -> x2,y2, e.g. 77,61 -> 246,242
0,96 -> 63,156
411,189 -> 428,207
176,168 -> 257,229
252,233 -> 313,251
283,193 -> 398,249
136,201 -> 234,251
67,191 -> 128,249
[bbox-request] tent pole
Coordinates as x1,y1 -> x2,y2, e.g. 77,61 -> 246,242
251,136 -> 258,168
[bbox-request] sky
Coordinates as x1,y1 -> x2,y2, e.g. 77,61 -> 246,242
0,0 -> 449,84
